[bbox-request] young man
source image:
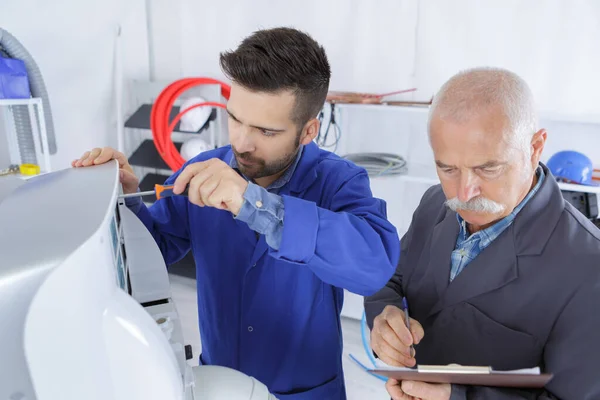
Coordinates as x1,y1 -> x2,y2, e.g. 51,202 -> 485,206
365,67 -> 600,400
74,27 -> 399,399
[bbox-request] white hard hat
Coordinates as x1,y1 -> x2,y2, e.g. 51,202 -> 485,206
180,137 -> 211,161
179,96 -> 212,132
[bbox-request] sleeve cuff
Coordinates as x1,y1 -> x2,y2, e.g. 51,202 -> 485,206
270,195 -> 318,263
235,182 -> 285,249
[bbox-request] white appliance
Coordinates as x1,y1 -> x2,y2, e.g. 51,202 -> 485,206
0,160 -> 277,400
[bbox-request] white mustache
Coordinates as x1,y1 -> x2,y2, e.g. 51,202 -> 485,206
445,196 -> 505,214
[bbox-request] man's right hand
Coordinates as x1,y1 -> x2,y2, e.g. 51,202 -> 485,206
371,305 -> 425,367
71,147 -> 139,194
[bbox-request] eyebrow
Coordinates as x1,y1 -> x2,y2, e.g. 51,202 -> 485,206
473,161 -> 507,169
435,160 -> 507,169
435,160 -> 454,169
226,108 -> 286,133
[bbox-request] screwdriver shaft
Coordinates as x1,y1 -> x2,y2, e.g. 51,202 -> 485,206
119,190 -> 156,199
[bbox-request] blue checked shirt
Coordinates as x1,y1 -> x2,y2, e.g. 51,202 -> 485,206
450,167 -> 545,282
232,146 -> 304,250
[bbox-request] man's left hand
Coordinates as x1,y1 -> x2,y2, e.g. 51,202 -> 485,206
387,378 -> 451,400
173,158 -> 248,215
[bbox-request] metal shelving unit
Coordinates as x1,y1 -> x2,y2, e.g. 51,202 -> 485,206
123,80 -> 227,206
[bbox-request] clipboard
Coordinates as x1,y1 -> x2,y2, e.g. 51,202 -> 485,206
369,365 -> 553,389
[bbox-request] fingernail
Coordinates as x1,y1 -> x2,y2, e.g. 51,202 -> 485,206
119,171 -> 124,179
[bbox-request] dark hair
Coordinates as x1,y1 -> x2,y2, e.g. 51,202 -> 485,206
219,27 -> 331,128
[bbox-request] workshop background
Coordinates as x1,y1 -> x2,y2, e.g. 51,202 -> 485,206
2,0 -> 599,398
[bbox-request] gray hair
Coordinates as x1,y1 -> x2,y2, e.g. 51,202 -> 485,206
428,67 -> 538,155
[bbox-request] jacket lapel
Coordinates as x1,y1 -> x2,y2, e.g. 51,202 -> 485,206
429,210 -> 460,299
426,219 -> 518,318
406,209 -> 459,319
511,163 -> 565,256
428,217 -> 518,316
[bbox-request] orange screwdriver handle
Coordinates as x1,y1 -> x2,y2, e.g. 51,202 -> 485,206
155,184 -> 190,200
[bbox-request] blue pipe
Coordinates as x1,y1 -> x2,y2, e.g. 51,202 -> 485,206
348,311 -> 387,382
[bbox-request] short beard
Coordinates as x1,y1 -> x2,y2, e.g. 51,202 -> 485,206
234,131 -> 302,179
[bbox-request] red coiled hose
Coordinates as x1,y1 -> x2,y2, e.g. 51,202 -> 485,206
150,77 -> 231,171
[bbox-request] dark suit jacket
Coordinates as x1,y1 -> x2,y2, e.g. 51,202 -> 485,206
365,163 -> 600,399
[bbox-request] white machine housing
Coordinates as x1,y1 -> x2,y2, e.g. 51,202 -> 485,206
0,160 -> 276,400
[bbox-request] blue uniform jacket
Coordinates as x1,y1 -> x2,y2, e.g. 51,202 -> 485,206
130,142 -> 400,399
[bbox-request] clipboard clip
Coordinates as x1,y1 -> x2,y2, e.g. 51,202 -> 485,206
417,365 -> 542,375
418,365 -> 491,374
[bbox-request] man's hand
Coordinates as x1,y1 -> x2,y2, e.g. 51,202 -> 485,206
387,379 -> 451,400
71,147 -> 139,194
371,305 -> 424,367
174,158 -> 248,215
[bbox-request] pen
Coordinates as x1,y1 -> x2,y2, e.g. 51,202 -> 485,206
402,297 -> 415,358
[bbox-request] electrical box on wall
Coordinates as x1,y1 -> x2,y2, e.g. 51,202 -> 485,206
561,190 -> 599,220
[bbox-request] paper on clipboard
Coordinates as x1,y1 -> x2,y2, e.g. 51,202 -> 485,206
369,363 -> 553,389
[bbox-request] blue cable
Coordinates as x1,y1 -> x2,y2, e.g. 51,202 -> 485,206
347,311 -> 387,382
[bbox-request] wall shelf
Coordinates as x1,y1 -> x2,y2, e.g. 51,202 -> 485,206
128,139 -> 182,171
557,181 -> 600,194
332,101 -> 431,113
0,98 -> 43,106
124,103 -> 217,133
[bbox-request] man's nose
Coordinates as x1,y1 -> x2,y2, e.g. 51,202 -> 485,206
232,129 -> 255,154
458,172 -> 481,203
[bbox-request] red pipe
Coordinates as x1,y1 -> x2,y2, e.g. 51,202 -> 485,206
150,78 -> 231,171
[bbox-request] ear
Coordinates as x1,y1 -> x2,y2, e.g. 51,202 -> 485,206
530,128 -> 547,166
300,118 -> 320,145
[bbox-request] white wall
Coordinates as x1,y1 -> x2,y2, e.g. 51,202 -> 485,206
4,0 -> 599,177
1,0 -> 150,169
176,0 -> 600,117
415,0 -> 600,119
178,0 -> 420,92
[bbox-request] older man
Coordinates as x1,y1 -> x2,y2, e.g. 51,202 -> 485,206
365,67 -> 600,400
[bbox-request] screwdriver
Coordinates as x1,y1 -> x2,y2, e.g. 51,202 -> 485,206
119,183 -> 189,200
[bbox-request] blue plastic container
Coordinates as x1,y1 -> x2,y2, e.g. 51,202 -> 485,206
0,55 -> 31,99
